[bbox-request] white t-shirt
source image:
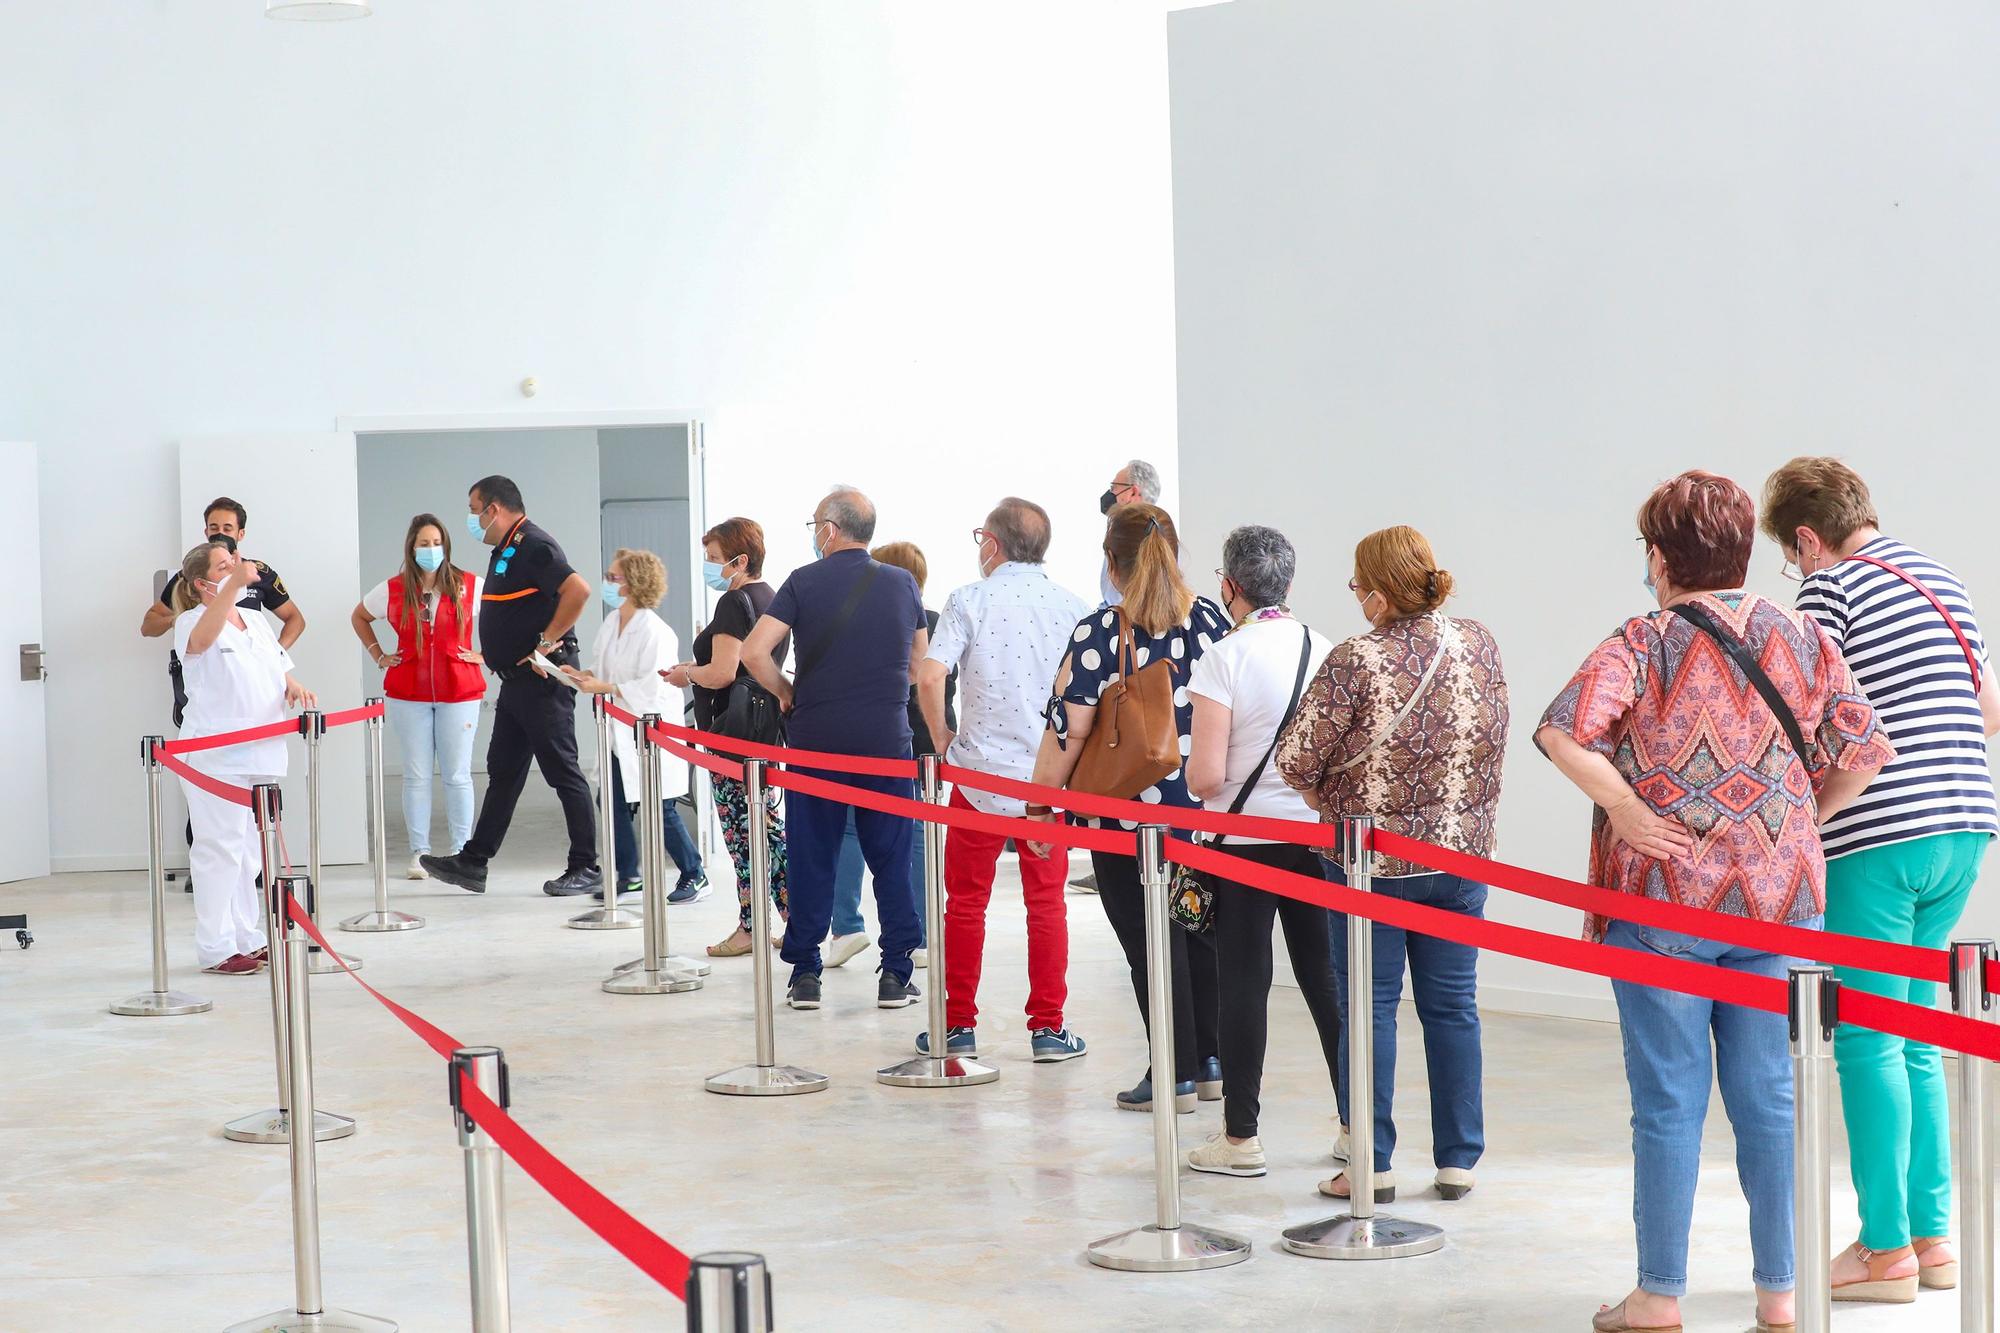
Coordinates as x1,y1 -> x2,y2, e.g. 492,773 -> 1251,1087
1185,615 -> 1333,841
174,606 -> 294,777
361,573 -> 484,622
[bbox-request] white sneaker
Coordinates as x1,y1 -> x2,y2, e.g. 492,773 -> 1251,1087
1187,1133 -> 1267,1177
825,933 -> 870,969
407,854 -> 429,880
911,947 -> 928,970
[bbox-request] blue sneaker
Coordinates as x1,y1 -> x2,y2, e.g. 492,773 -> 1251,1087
1030,1027 -> 1087,1063
667,874 -> 711,905
915,1026 -> 977,1057
1116,1072 -> 1195,1113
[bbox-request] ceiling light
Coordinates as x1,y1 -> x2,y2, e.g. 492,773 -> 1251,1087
265,0 -> 371,19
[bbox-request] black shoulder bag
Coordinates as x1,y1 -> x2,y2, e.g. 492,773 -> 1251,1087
1669,602 -> 1810,762
1170,625 -> 1316,934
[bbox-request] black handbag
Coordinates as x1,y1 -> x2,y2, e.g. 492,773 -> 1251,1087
1170,625 -> 1316,933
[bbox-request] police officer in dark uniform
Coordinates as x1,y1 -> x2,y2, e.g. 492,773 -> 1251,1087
420,475 -> 602,896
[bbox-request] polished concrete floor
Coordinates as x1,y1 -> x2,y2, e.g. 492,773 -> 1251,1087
0,783 -> 1970,1331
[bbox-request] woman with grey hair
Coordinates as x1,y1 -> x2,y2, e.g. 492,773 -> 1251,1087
1181,525 -> 1341,1177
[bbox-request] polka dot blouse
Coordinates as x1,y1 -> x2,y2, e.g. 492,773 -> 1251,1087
1045,596 -> 1232,828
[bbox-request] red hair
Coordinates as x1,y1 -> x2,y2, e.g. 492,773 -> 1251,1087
1638,470 -> 1755,591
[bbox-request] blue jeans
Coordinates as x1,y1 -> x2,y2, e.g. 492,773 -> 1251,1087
831,805 -> 926,945
1604,916 -> 1815,1296
608,762 -> 703,887
1328,869 -> 1486,1173
384,698 -> 480,856
782,773 -> 922,983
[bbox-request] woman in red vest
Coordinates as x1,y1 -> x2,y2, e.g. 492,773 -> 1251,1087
350,513 -> 487,879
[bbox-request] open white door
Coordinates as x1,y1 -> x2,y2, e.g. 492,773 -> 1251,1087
179,434 -> 365,863
0,442 -> 50,883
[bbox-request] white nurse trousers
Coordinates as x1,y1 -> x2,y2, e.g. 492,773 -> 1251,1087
183,772 -> 276,967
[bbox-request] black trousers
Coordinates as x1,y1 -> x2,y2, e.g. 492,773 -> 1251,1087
1211,842 -> 1344,1139
462,671 -> 597,872
1091,848 -> 1219,1085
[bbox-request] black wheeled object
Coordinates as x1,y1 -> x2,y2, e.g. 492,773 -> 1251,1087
2,912 -> 29,949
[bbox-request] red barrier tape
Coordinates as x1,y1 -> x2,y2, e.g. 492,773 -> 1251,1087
154,746 -> 255,808
283,899 -> 695,1298
648,727 -> 748,781
1372,829 -> 1949,987
322,701 -> 386,731
768,766 -> 1138,858
157,717 -> 302,756
941,763 -> 1334,845
649,716 -> 920,780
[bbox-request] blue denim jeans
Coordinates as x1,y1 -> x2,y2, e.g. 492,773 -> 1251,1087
1603,916 -> 1817,1296
384,698 -> 480,856
830,805 -> 926,946
608,762 -> 703,887
782,774 -> 923,983
1327,869 -> 1486,1172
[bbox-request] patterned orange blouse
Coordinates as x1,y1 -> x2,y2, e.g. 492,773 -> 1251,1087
1538,591 -> 1895,940
1276,615 -> 1510,877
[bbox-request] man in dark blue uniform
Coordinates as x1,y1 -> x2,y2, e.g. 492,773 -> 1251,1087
421,475 -> 601,897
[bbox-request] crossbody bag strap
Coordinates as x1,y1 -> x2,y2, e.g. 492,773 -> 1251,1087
1327,617 -> 1454,777
1843,553 -> 1985,693
1669,602 -> 1811,763
793,561 -> 882,684
1211,624 -> 1317,848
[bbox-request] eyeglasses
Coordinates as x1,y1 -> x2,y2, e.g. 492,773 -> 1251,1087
1780,557 -> 1805,583
1347,578 -> 1362,593
971,527 -> 990,545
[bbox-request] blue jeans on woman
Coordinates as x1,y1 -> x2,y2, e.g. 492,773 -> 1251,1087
384,698 -> 481,856
608,762 -> 703,888
1603,916 -> 1814,1297
831,805 -> 926,946
1327,868 -> 1485,1173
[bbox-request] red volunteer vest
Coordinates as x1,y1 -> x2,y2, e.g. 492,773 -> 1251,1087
382,571 -> 486,704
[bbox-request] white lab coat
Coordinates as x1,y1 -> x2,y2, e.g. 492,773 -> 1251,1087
590,606 -> 690,802
173,606 -> 292,966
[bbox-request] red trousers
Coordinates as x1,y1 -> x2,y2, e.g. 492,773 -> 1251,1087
943,786 -> 1071,1031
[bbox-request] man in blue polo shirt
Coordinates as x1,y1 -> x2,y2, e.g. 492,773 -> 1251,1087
742,486 -> 928,1012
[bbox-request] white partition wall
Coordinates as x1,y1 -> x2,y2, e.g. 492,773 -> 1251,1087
1169,0 -> 2000,1019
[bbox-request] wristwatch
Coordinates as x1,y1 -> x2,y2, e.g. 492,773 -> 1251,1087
536,636 -> 559,654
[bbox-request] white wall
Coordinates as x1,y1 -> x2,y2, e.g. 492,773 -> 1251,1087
5,2 -> 1180,870
1168,0 -> 2000,1019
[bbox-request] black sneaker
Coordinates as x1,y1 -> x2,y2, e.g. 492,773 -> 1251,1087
877,969 -> 922,1009
787,971 -> 823,1010
421,853 -> 488,894
542,866 -> 603,897
666,874 -> 712,906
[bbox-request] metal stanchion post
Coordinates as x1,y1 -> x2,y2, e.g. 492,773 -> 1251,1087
112,737 -> 212,1016
1952,940 -> 1997,1333
226,879 -> 396,1333
343,698 -> 424,933
571,696 -> 644,930
1790,964 -> 1837,1333
707,759 -> 828,1095
450,1046 -> 513,1333
605,715 -> 705,994
879,754 -> 995,1088
301,710 -> 357,972
686,1252 -> 774,1332
1283,815 -> 1443,1261
1086,824 -> 1251,1271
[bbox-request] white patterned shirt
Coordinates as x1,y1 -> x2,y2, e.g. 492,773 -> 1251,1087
928,562 -> 1091,816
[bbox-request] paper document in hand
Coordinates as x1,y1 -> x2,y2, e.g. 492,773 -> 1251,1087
534,652 -> 580,687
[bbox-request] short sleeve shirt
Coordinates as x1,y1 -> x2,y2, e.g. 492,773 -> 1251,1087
766,550 -> 926,758
362,573 -> 483,621
477,518 -> 578,669
690,581 -> 788,730
1051,597 -> 1231,826
1186,614 -> 1334,838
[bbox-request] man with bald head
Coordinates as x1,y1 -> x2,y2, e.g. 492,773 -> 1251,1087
742,486 -> 930,1012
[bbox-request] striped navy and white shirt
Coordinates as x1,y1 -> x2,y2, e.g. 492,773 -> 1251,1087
1796,536 -> 1997,859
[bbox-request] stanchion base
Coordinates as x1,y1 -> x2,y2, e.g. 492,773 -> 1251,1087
567,906 -> 643,930
705,1063 -> 831,1096
110,989 -> 213,1017
613,953 -> 712,977
306,949 -> 359,974
601,963 -> 705,994
222,1108 -> 357,1144
1086,1223 -> 1253,1272
1280,1212 -> 1445,1260
876,1054 -> 1000,1088
339,909 -> 424,933
223,1305 -> 397,1332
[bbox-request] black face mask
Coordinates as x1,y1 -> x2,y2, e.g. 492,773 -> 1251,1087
1099,488 -> 1118,515
210,534 -> 238,554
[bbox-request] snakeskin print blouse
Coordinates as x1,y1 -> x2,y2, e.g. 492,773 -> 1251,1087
1276,614 -> 1510,877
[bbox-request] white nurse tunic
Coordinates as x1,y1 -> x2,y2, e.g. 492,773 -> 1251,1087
589,607 -> 691,802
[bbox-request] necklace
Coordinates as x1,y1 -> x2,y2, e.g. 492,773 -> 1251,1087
1232,605 -> 1292,631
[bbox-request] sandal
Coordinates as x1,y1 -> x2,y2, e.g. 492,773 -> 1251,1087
1589,1299 -> 1680,1332
1913,1236 -> 1958,1290
1316,1170 -> 1397,1204
708,929 -> 752,958
1830,1242 -> 1918,1303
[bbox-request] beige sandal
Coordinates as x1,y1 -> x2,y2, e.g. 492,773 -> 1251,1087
1914,1236 -> 1958,1290
1316,1171 -> 1397,1204
708,929 -> 752,958
1589,1299 -> 1680,1332
1830,1242 -> 1918,1303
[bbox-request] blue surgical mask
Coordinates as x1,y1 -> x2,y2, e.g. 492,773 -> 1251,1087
465,511 -> 487,542
702,559 -> 733,592
1643,555 -> 1657,595
414,546 -> 444,573
810,523 -> 827,561
601,580 -> 625,610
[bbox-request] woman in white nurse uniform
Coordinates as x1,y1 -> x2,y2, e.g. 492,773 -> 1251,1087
564,548 -> 706,902
173,542 -> 317,974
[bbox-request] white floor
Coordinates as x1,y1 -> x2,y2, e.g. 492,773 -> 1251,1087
0,782 -> 1972,1331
